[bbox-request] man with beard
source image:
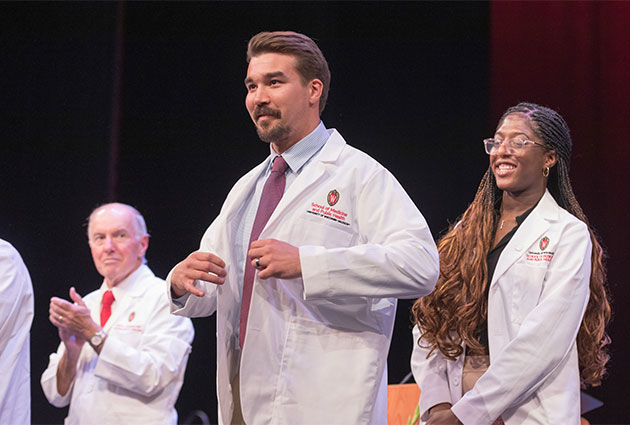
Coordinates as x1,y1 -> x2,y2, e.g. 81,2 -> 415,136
167,31 -> 439,424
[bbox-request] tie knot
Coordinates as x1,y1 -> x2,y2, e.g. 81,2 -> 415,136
271,156 -> 289,174
102,290 -> 115,307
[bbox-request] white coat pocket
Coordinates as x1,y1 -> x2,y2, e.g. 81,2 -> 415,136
291,216 -> 354,249
273,316 -> 384,424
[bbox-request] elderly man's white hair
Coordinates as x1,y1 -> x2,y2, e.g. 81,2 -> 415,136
87,203 -> 150,263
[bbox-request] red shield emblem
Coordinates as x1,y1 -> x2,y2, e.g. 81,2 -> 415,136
327,190 -> 339,206
539,236 -> 549,251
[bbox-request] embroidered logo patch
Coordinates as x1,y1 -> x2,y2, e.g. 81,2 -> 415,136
327,190 -> 340,206
539,236 -> 550,251
306,201 -> 350,226
128,312 -> 135,322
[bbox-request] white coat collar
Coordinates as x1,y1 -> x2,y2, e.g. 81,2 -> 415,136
490,189 -> 560,287
214,129 -> 346,240
259,129 -> 345,237
96,264 -> 154,331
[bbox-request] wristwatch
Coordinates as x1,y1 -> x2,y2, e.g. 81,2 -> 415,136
90,330 -> 107,347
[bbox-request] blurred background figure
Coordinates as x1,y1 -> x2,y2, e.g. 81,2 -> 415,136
0,238 -> 34,425
41,203 -> 194,424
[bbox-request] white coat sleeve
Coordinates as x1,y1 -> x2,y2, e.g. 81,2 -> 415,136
0,241 -> 34,422
451,220 -> 591,424
411,325 -> 455,421
93,297 -> 194,397
166,218 -> 222,318
301,168 -> 439,300
0,241 -> 34,352
40,343 -> 74,407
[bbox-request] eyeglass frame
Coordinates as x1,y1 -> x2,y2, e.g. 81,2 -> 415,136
482,137 -> 549,155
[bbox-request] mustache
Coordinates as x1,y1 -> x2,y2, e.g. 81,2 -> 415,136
254,106 -> 281,120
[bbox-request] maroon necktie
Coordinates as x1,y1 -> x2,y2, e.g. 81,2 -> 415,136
239,156 -> 289,348
100,290 -> 115,327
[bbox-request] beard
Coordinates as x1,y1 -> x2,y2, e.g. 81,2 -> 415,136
256,121 -> 291,144
253,106 -> 291,144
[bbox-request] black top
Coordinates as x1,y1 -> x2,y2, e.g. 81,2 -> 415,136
468,204 -> 536,354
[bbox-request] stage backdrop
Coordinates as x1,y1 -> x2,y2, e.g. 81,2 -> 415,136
491,2 -> 630,423
2,2 -> 628,424
2,3 -> 489,424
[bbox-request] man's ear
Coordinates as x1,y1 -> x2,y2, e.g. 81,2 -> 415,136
139,235 -> 149,259
308,79 -> 323,107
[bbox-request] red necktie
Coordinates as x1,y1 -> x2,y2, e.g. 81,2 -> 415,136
239,156 -> 289,348
100,290 -> 115,327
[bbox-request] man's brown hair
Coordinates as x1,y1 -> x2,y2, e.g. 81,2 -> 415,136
247,31 -> 331,115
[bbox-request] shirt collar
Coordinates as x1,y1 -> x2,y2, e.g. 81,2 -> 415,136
98,264 -> 146,301
267,121 -> 328,173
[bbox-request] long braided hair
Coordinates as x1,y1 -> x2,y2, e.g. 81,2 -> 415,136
412,102 -> 611,387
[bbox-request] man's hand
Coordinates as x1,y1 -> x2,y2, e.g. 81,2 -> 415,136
50,287 -> 100,340
427,405 -> 461,425
57,326 -> 85,354
248,239 -> 301,279
171,251 -> 227,298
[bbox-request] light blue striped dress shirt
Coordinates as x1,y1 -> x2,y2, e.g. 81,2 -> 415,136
232,121 -> 330,340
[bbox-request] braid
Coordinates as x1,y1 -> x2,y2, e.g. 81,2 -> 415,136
411,168 -> 499,359
413,102 -> 611,388
500,102 -> 611,387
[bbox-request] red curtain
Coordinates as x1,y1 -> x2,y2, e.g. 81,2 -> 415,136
491,2 -> 630,421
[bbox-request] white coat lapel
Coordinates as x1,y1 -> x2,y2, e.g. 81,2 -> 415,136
490,190 -> 559,287
260,130 -> 345,236
221,160 -> 269,223
101,266 -> 150,332
103,288 -> 135,332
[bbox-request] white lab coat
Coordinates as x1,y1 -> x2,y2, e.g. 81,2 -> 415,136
411,190 -> 591,424
41,265 -> 194,425
168,129 -> 439,424
0,239 -> 34,425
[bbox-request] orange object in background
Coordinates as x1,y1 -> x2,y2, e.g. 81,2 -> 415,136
388,384 -> 421,425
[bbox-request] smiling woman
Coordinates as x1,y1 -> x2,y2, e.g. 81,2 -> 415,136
410,102 -> 611,424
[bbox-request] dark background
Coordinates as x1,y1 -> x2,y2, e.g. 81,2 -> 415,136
1,2 -> 628,424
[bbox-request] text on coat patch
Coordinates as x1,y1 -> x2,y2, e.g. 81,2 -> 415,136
306,202 -> 350,226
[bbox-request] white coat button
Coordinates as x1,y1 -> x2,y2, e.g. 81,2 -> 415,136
453,376 -> 460,386
515,246 -> 523,251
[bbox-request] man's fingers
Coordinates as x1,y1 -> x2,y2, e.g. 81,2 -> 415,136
50,298 -> 73,316
189,258 -> 227,278
69,287 -> 86,306
187,269 -> 225,286
172,251 -> 228,298
190,251 -> 226,269
257,267 -> 272,280
182,281 -> 205,298
49,308 -> 65,327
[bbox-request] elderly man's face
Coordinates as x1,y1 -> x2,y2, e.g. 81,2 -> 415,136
88,205 -> 148,288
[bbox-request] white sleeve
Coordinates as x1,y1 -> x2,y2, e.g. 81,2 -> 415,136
40,344 -> 74,407
0,240 -> 34,352
301,168 -> 439,300
411,325 -> 455,421
166,264 -> 218,318
0,240 -> 34,421
94,296 -> 194,397
166,195 -> 236,318
452,220 -> 591,424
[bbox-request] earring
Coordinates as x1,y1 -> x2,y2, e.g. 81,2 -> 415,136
543,166 -> 550,177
